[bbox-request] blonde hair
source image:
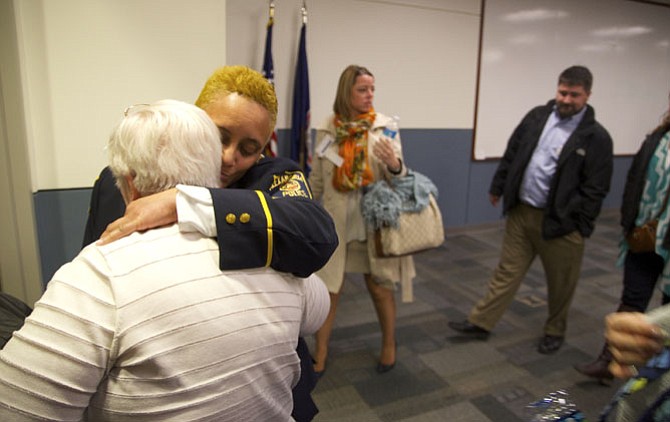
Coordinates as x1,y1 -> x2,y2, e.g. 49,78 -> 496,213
333,65 -> 374,121
195,66 -> 278,132
108,100 -> 222,198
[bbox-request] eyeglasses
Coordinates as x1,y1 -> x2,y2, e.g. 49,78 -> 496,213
123,103 -> 150,117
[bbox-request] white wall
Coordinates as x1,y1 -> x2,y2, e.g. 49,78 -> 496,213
475,0 -> 670,159
15,0 -> 228,190
227,0 -> 481,131
15,0 -> 480,190
1,0 -> 43,305
13,0 -> 670,185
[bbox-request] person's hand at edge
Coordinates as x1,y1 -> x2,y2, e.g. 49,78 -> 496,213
605,312 -> 665,378
489,194 -> 500,206
98,188 -> 178,245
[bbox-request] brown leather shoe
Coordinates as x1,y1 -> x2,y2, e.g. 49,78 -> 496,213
538,335 -> 564,354
574,358 -> 613,383
574,344 -> 613,383
448,320 -> 490,339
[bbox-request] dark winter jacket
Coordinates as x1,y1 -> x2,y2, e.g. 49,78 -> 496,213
490,100 -> 613,239
620,126 -> 670,248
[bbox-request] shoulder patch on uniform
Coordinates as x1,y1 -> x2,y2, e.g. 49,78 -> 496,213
270,171 -> 312,199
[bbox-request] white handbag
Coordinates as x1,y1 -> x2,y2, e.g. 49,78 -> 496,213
374,193 -> 444,257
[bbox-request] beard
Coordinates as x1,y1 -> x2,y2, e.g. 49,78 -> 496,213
557,103 -> 582,119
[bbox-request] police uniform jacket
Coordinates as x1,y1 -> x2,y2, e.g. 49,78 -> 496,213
83,157 -> 338,278
214,156 -> 338,277
490,100 -> 613,239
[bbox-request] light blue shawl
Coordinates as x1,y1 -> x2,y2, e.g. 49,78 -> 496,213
360,170 -> 439,230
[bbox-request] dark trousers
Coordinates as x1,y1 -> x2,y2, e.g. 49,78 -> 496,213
621,251 -> 670,311
293,337 -> 319,421
0,293 -> 32,349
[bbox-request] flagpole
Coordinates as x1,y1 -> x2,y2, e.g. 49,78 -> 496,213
290,0 -> 311,174
300,1 -> 307,168
262,0 -> 278,157
301,1 -> 307,24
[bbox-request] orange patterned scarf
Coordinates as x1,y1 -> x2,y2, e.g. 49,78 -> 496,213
332,109 -> 376,192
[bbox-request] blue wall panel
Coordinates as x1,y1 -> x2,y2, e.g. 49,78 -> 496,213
400,129 -> 472,228
32,129 -> 632,285
467,160 -> 503,225
33,189 -> 90,287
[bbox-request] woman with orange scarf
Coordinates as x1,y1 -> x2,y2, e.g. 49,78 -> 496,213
309,65 -> 415,375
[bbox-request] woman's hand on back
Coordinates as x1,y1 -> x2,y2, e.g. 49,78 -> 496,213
98,188 -> 178,245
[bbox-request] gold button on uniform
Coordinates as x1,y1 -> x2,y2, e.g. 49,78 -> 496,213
240,213 -> 251,223
225,213 -> 236,224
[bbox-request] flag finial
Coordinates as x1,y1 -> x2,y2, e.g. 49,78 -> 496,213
269,1 -> 275,19
301,1 -> 307,24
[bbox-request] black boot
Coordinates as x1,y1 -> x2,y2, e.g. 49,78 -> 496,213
574,344 -> 613,384
574,303 -> 639,384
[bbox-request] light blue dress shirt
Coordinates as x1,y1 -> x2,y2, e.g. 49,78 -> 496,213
519,106 -> 587,208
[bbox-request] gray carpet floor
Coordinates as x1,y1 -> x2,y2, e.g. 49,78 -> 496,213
305,208 -> 663,421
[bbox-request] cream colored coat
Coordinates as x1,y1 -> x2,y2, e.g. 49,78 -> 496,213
309,113 -> 416,301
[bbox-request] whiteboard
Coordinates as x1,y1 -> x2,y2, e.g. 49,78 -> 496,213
474,0 -> 670,160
